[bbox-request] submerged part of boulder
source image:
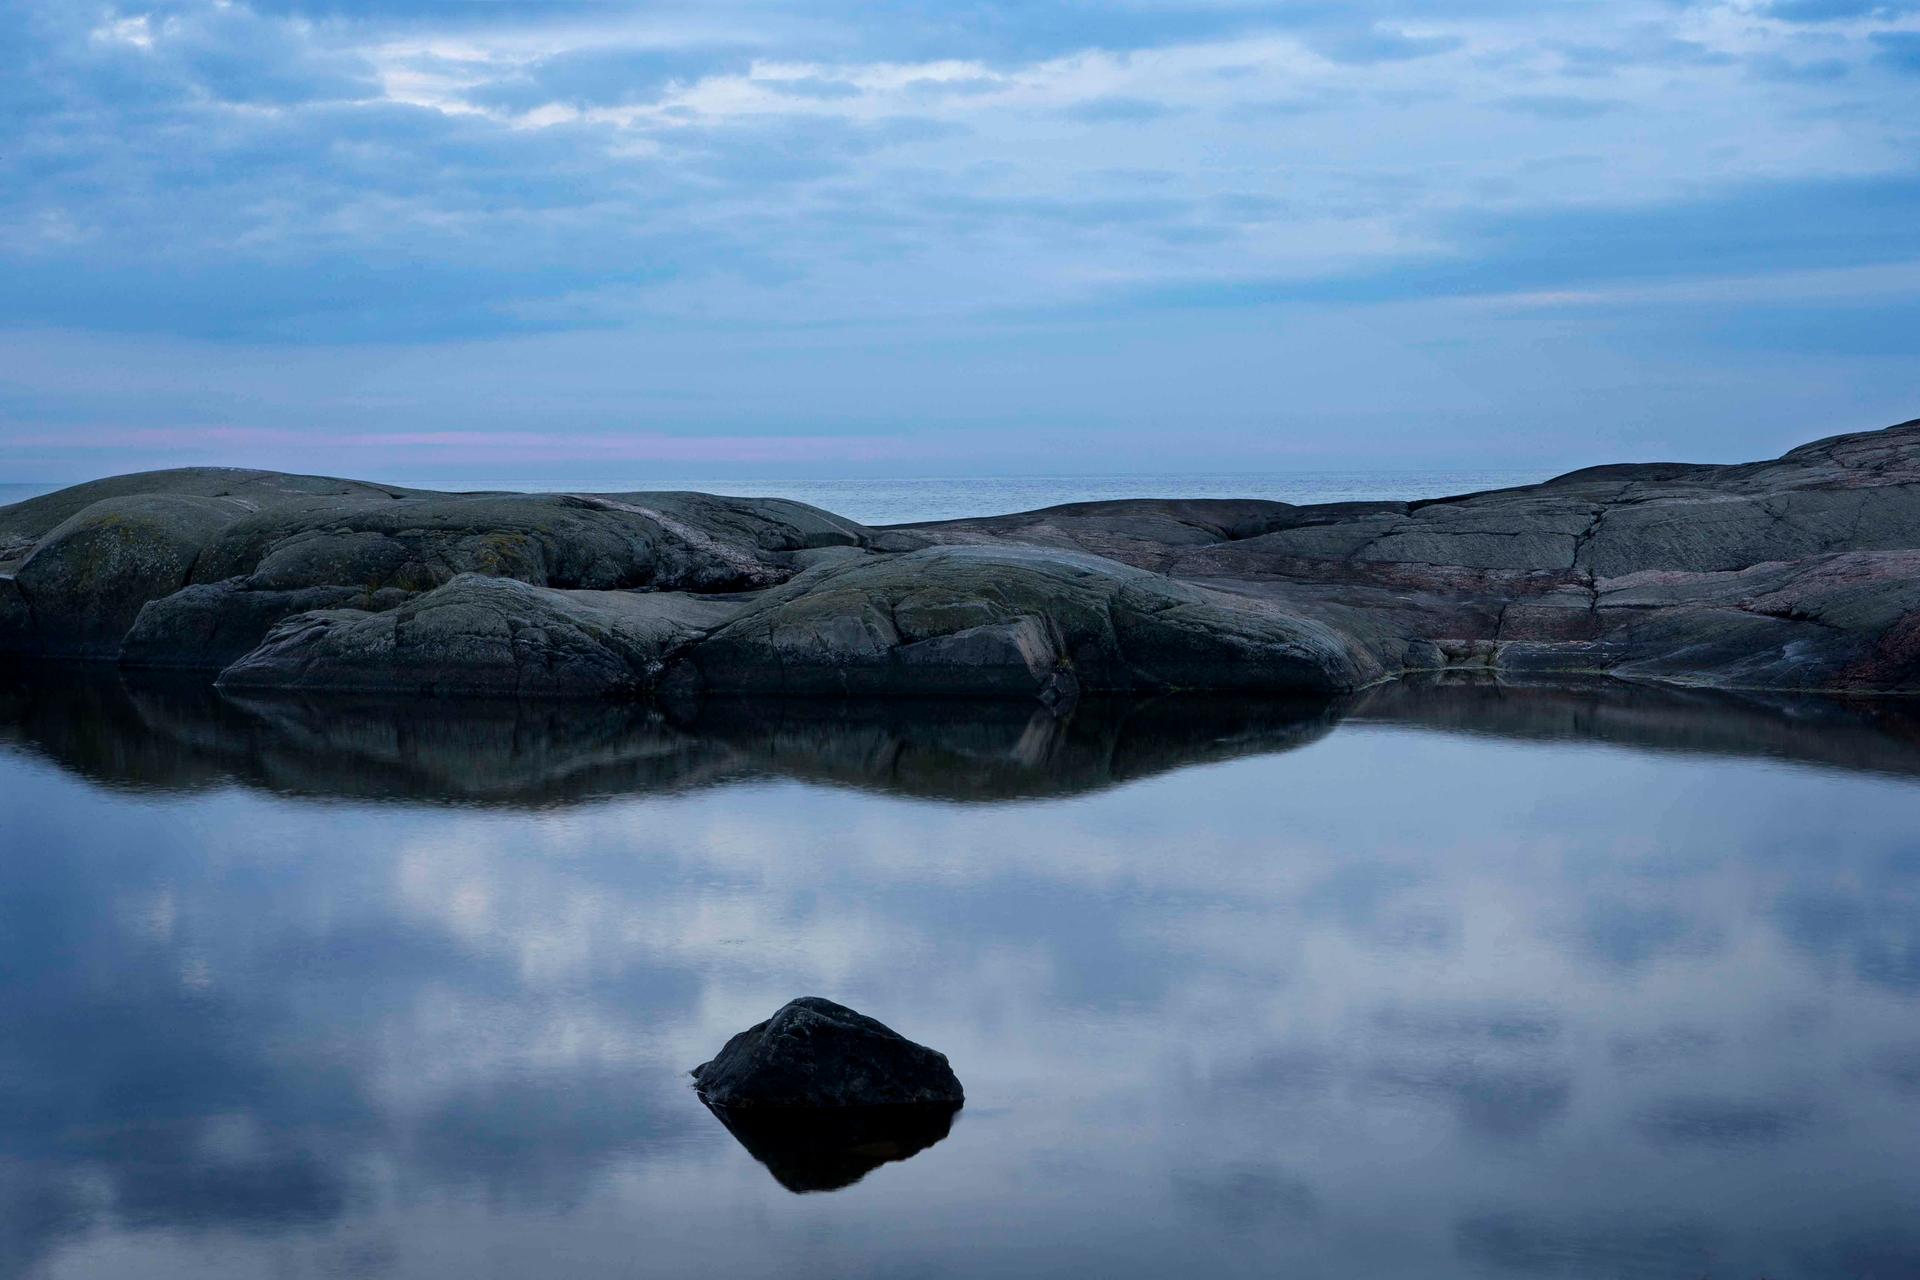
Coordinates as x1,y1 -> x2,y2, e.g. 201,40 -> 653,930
691,997 -> 964,1110
700,1098 -> 958,1193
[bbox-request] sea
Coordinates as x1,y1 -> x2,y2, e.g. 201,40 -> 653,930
1,469 -> 1551,526
0,677 -> 1914,1279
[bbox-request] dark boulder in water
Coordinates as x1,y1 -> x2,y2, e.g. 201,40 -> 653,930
692,997 -> 964,1191
691,996 -> 964,1109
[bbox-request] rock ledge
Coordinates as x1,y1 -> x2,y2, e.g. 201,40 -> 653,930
5,419 -> 1920,697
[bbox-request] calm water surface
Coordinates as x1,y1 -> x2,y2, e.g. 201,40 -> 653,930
1,470 -> 1551,527
2,675 -> 1918,1278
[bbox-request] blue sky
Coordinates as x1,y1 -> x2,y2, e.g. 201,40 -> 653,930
2,0 -> 1918,482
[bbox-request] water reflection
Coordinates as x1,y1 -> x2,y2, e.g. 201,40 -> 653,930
700,1102 -> 961,1193
1,665 -> 1351,804
6,665 -> 1920,805
0,670 -> 1916,1277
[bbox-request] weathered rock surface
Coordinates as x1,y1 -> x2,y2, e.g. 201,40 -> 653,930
12,495 -> 245,657
215,573 -> 739,698
669,543 -> 1373,699
0,468 -> 863,672
122,582 -> 409,670
899,418 -> 1920,694
0,468 -> 413,544
185,490 -> 864,595
691,997 -> 964,1110
3,418 -> 1918,695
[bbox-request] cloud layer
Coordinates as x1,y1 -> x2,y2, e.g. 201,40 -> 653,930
2,0 -> 1918,478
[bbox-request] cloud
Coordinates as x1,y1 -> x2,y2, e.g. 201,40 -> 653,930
459,46 -> 753,114
1768,0 -> 1919,21
1312,26 -> 1463,65
1493,92 -> 1622,118
7,0 -> 1919,342
1058,94 -> 1179,123
1873,31 -> 1920,73
68,2 -> 380,106
1119,175 -> 1920,309
2,0 -> 1919,470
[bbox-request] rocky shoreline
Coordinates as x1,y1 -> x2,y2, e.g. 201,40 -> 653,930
3,418 -> 1918,698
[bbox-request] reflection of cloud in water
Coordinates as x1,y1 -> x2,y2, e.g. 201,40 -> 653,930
1634,1097 -> 1810,1147
1608,1026 -> 1719,1071
0,673 -> 1917,1275
1789,1228 -> 1920,1279
1877,1044 -> 1920,1095
1170,1163 -> 1320,1232
1576,899 -> 1721,971
1775,890 -> 1920,994
1370,1003 -> 1561,1046
1454,1210 -> 1715,1277
414,1070 -> 707,1207
1365,1060 -> 1573,1141
1200,1045 -> 1338,1103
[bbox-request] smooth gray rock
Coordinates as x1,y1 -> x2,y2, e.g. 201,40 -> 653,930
0,467 -> 416,544
897,497 -> 1407,572
216,573 -> 739,697
0,470 -> 422,658
0,472 -> 867,669
8,495 -> 246,657
122,580 -> 407,670
691,997 -> 964,1110
187,491 -> 865,595
913,418 -> 1920,694
670,544 -> 1374,698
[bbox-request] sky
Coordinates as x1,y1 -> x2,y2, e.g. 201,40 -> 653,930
2,0 -> 1918,484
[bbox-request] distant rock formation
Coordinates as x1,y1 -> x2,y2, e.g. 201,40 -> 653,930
4,417 -> 1919,695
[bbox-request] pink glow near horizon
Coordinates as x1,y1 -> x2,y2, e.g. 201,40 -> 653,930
8,426 -> 942,466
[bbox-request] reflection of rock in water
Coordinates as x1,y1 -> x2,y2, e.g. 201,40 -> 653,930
700,1100 -> 960,1194
0,664 -> 1345,806
5,663 -> 1920,807
1351,673 -> 1920,781
682,692 -> 1344,802
0,664 -> 740,804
